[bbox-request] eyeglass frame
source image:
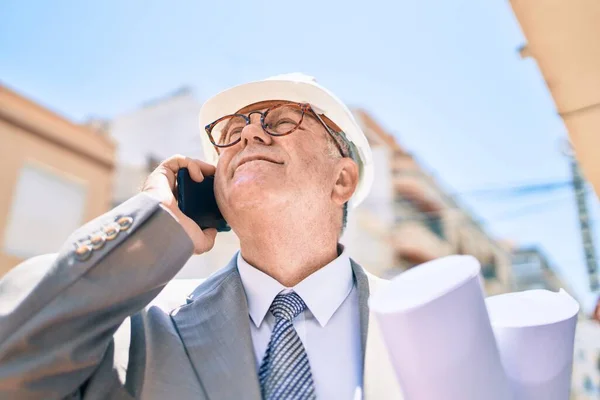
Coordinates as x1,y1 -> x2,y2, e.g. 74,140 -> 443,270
204,102 -> 349,158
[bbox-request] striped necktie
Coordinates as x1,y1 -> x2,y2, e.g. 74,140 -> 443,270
258,292 -> 316,400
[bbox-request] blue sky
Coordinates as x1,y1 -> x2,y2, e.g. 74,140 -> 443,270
2,0 -> 599,302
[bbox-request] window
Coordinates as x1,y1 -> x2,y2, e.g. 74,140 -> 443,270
481,256 -> 497,279
425,215 -> 444,239
481,263 -> 497,279
3,163 -> 88,258
395,196 -> 445,239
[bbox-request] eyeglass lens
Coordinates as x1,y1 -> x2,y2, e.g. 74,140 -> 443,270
210,104 -> 305,146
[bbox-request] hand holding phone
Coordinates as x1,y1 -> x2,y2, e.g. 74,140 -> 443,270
141,155 -> 219,254
176,168 -> 231,232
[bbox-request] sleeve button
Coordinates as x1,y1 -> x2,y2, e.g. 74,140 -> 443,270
116,216 -> 134,231
89,233 -> 107,250
74,243 -> 93,261
103,224 -> 119,241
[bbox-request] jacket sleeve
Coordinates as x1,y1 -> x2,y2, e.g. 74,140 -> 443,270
0,192 -> 194,399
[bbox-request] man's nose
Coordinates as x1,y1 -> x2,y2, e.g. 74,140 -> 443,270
240,112 -> 273,147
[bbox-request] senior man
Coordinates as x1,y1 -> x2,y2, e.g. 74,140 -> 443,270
0,74 -> 402,399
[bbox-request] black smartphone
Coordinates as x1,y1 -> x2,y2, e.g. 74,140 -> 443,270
176,168 -> 231,232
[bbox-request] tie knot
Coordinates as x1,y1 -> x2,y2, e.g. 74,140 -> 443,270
270,292 -> 306,322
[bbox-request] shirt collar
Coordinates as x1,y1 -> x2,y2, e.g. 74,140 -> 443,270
237,245 -> 354,328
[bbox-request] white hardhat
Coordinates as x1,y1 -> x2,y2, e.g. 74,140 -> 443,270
198,73 -> 373,208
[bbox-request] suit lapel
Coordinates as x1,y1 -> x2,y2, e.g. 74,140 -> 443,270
351,260 -> 404,400
171,257 -> 261,400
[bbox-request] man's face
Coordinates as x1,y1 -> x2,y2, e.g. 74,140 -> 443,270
213,101 -> 346,223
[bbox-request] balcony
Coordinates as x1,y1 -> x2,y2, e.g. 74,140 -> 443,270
393,170 -> 445,213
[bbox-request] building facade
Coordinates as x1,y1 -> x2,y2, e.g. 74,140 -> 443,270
0,85 -> 116,277
352,109 -> 513,294
105,86 -> 206,207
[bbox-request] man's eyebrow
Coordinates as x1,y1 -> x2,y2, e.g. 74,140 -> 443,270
268,106 -> 304,119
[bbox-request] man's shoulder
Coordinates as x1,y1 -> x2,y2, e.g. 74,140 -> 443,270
148,278 -> 207,312
148,258 -> 239,313
349,258 -> 390,294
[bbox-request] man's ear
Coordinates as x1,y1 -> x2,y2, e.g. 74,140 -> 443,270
331,158 -> 359,206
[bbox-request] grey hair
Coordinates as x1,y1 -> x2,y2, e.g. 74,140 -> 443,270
324,131 -> 358,236
342,202 -> 348,234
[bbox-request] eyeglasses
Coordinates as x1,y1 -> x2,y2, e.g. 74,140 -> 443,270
204,102 -> 348,157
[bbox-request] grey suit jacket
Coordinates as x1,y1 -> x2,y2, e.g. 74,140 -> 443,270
0,193 -> 402,400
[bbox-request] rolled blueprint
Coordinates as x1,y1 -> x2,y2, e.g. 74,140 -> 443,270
486,289 -> 580,400
369,255 -> 511,400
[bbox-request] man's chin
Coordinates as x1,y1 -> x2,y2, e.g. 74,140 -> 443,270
230,169 -> 279,187
228,175 -> 280,207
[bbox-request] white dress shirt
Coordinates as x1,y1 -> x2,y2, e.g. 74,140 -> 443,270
237,247 -> 363,399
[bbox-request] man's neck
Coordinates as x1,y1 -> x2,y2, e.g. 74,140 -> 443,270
236,218 -> 340,287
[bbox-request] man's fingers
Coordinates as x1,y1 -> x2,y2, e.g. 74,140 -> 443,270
194,159 -> 216,181
187,159 -> 212,183
162,155 -> 216,183
141,155 -> 220,255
